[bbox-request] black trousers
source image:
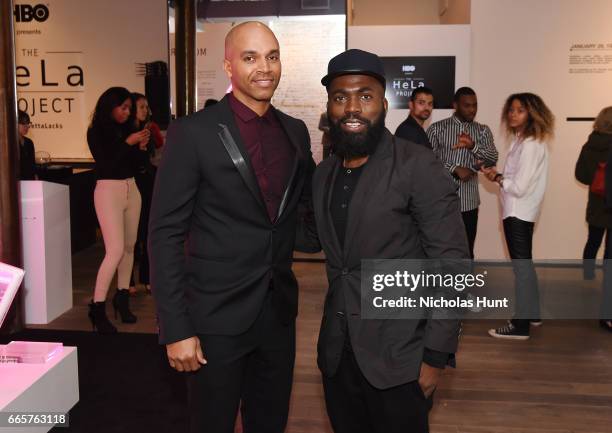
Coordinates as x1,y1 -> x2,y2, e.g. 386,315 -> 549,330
461,208 -> 479,259
131,169 -> 155,285
503,217 -> 540,333
582,225 -> 611,278
322,346 -> 431,433
187,292 -> 295,433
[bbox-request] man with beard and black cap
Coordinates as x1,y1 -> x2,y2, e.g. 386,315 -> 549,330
303,49 -> 470,433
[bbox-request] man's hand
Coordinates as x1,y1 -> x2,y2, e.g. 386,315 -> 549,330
418,362 -> 443,398
166,336 -> 207,372
452,133 -> 474,149
454,166 -> 475,182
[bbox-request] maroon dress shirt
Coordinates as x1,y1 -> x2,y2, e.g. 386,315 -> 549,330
228,93 -> 295,222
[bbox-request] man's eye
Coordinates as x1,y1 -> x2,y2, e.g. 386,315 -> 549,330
361,95 -> 372,100
244,56 -> 255,62
333,96 -> 346,102
267,55 -> 279,61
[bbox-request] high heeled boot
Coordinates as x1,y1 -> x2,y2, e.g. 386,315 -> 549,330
112,289 -> 137,323
88,301 -> 117,334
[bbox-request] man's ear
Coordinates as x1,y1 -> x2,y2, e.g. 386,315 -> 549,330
452,101 -> 457,111
383,98 -> 389,113
223,59 -> 232,80
408,100 -> 414,112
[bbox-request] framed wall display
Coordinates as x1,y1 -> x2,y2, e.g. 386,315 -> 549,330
381,56 -> 455,109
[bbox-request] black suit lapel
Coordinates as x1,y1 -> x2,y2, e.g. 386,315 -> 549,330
343,130 -> 393,260
216,96 -> 267,213
274,109 -> 301,222
323,156 -> 343,256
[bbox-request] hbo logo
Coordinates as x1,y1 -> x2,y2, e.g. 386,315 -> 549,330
14,4 -> 50,22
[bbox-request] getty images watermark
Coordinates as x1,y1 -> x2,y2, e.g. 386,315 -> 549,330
360,259 -> 611,320
360,259 -> 513,320
370,269 -> 509,309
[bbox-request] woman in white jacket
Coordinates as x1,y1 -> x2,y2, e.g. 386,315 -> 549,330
482,93 -> 555,340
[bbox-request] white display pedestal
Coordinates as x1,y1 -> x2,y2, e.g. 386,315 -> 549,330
19,181 -> 73,324
0,346 -> 79,432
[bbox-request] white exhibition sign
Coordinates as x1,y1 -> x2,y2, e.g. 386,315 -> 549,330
14,0 -> 169,160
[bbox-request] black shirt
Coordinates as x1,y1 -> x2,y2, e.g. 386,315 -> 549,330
395,115 -> 432,149
331,164 -> 365,248
87,125 -> 147,180
19,137 -> 36,180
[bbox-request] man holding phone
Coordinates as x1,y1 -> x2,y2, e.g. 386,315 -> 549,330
427,87 -> 498,258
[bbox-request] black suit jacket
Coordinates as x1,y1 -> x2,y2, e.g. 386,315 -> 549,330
394,115 -> 432,149
307,129 -> 468,389
149,95 -> 315,345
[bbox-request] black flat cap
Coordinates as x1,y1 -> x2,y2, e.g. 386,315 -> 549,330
321,49 -> 386,88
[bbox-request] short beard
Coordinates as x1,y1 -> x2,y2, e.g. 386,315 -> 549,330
413,111 -> 431,123
329,108 -> 386,159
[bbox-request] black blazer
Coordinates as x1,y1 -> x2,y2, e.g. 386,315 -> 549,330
394,115 -> 432,149
309,129 -> 468,389
149,95 -> 315,345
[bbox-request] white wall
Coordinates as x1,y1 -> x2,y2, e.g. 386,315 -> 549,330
471,0 -> 612,260
14,0 -> 169,160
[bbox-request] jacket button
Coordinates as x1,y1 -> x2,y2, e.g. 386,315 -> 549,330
336,311 -> 345,317
342,268 -> 348,275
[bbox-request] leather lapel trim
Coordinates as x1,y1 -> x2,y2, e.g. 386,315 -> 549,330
277,157 -> 299,222
217,123 -> 266,211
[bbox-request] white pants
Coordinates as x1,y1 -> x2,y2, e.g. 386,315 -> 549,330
93,178 -> 141,301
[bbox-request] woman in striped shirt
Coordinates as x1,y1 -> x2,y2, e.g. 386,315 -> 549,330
481,93 -> 555,340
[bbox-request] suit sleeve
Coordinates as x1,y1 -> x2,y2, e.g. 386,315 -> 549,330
295,122 -> 321,253
408,150 -> 469,362
148,119 -> 200,345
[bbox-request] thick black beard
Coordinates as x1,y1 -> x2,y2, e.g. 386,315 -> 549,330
329,110 -> 386,159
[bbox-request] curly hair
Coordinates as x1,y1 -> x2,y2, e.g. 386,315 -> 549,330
501,93 -> 555,142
